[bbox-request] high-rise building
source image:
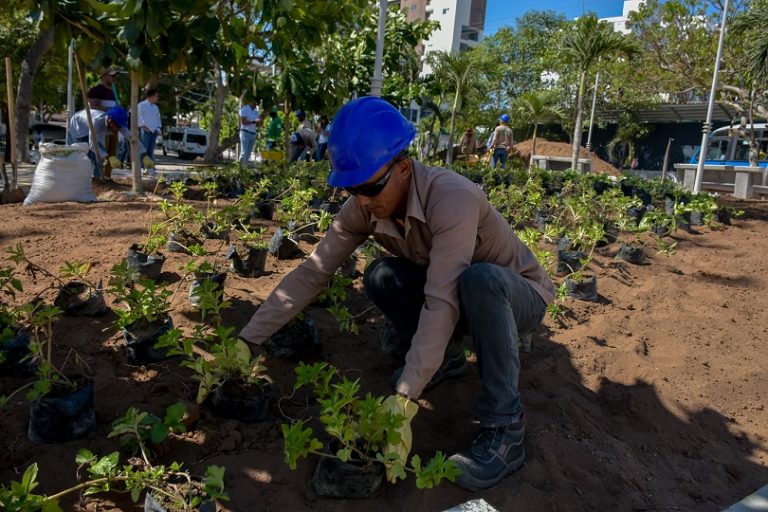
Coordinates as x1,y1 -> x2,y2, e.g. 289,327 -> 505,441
600,0 -> 642,33
400,0 -> 487,74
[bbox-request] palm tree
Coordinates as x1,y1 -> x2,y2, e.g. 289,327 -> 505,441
428,50 -> 476,166
560,14 -> 637,172
514,90 -> 564,167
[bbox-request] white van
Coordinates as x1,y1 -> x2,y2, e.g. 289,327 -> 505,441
164,127 -> 208,159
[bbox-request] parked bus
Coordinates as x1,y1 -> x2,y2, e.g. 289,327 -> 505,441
690,123 -> 768,167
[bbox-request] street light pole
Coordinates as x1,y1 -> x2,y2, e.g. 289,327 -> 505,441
370,0 -> 386,97
694,0 -> 731,194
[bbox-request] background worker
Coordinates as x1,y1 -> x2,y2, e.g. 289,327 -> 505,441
489,115 -> 514,169
265,110 -> 283,150
459,127 -> 478,159
239,96 -> 261,165
87,67 -> 121,177
69,106 -> 152,179
238,97 -> 555,491
138,88 -> 162,175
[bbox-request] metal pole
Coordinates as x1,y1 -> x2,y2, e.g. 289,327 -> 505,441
585,71 -> 600,156
693,0 -> 730,194
370,0 -> 386,97
66,41 -> 74,144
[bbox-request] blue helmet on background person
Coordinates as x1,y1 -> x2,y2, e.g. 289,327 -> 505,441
500,113 -> 510,123
327,96 -> 416,188
107,106 -> 128,128
296,109 -> 306,119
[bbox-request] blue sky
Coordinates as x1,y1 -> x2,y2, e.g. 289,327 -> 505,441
484,0 -> 625,35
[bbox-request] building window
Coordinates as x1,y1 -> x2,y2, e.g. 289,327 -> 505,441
411,4 -> 417,11
461,25 -> 479,41
459,43 -> 471,52
443,8 -> 449,14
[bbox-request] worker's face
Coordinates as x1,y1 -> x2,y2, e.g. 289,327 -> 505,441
107,119 -> 119,133
103,73 -> 116,86
148,93 -> 159,104
351,157 -> 411,219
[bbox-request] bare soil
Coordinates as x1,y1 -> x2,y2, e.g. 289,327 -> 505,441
1,179 -> 767,512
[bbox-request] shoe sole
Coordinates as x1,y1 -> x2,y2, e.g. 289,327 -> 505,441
453,447 -> 526,492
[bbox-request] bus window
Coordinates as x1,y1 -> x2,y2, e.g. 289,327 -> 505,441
733,140 -> 751,161
760,140 -> 768,161
706,139 -> 729,160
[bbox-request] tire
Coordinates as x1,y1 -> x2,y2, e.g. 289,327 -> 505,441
162,146 -> 167,156
178,151 -> 186,159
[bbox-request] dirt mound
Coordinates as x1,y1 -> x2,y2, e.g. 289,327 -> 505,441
515,138 -> 620,176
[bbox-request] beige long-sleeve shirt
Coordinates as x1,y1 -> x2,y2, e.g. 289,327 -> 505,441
239,161 -> 556,398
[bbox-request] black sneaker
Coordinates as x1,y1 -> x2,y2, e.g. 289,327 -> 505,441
390,351 -> 467,392
449,421 -> 526,491
379,322 -> 409,358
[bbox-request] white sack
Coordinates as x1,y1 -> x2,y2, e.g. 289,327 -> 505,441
24,143 -> 97,205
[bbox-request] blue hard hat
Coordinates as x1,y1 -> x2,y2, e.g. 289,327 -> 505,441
107,106 -> 128,128
500,113 -> 510,123
327,97 -> 416,188
296,109 -> 306,118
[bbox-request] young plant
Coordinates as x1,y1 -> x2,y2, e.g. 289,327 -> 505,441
282,362 -> 460,489
156,325 -> 269,404
316,272 -> 361,335
109,403 -> 188,459
0,428 -> 226,511
108,261 -> 172,331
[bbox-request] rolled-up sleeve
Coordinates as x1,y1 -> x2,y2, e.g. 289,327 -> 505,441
396,188 -> 480,399
239,199 -> 370,344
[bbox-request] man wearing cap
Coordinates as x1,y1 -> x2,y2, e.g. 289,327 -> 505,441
87,68 -> 121,177
239,96 -> 261,165
238,97 -> 555,491
489,114 -> 514,169
70,106 -> 151,179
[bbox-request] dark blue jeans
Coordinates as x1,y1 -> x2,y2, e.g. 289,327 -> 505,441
491,148 -> 508,169
140,130 -> 158,165
363,257 -> 546,427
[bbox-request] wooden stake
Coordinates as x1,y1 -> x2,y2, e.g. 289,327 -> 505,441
5,57 -> 18,188
73,52 -> 100,176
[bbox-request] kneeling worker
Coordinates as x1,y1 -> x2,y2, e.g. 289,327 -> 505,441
239,96 -> 555,491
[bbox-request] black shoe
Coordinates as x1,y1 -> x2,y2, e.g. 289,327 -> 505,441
449,421 -> 525,491
390,351 -> 467,392
379,322 -> 408,358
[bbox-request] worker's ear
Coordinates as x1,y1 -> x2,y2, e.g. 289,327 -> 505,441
398,158 -> 412,181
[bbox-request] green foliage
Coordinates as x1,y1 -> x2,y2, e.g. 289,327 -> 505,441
109,403 -> 188,457
156,325 -> 268,405
108,261 -> 172,330
283,362 -> 459,489
316,272 -> 359,334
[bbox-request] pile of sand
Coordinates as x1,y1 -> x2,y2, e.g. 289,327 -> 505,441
514,138 -> 620,176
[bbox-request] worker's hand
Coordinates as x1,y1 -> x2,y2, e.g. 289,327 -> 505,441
382,394 -> 419,483
142,155 -> 155,169
107,156 -> 120,169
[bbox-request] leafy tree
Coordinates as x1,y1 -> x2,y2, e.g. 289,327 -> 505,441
477,11 -> 568,108
427,50 -> 479,166
559,14 -> 637,171
514,90 -> 564,166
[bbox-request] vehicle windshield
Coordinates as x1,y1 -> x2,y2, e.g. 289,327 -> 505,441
705,139 -> 729,160
187,134 -> 206,145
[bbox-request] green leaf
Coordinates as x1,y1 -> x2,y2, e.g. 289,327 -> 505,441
75,449 -> 95,465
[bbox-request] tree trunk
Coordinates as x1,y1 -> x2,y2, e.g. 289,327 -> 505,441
530,123 -> 538,168
570,70 -> 587,173
203,66 -> 228,164
15,26 -> 54,163
283,96 -> 291,161
445,87 -> 460,166
130,70 -> 142,194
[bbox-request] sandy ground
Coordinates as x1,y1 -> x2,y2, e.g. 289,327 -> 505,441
0,180 -> 766,512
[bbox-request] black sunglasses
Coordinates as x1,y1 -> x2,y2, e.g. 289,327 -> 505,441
344,158 -> 401,197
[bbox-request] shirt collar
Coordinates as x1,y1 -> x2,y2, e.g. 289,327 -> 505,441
369,159 -> 427,239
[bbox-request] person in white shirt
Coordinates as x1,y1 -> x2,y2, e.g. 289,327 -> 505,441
239,96 -> 261,165
138,88 -> 162,173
